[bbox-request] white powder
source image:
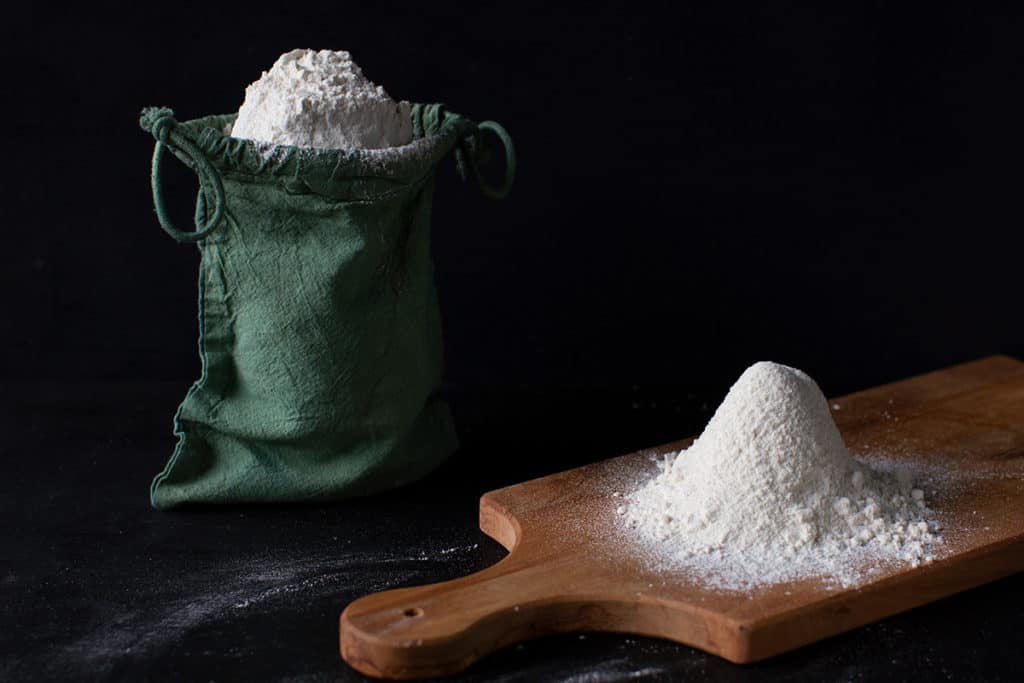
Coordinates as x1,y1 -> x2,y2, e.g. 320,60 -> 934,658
231,49 -> 412,150
622,361 -> 942,589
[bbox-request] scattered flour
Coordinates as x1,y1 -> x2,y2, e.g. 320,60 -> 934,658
231,49 -> 412,150
622,362 -> 942,589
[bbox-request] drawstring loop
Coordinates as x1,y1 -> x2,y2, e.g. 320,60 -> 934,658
456,120 -> 516,200
140,107 -> 226,243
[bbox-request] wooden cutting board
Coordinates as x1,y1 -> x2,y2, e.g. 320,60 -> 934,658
340,356 -> 1024,679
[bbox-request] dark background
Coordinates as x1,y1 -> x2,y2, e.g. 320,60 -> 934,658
10,2 -> 1024,395
5,2 -> 1024,681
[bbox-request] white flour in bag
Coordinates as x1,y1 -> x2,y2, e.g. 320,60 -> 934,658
622,362 -> 942,589
231,49 -> 412,150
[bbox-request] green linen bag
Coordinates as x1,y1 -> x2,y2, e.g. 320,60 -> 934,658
138,104 -> 514,509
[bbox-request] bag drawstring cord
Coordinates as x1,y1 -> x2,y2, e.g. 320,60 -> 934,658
141,107 -> 227,243
456,120 -> 516,200
140,106 -> 514,244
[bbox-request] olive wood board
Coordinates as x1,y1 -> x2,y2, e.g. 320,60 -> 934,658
340,355 -> 1024,679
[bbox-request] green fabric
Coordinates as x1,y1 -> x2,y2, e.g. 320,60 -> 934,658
138,104 -> 514,509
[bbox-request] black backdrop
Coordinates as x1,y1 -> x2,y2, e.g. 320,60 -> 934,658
7,6 -> 1024,679
8,2 -> 1024,406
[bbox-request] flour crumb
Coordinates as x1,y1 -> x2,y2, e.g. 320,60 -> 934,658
623,361 -> 942,589
231,49 -> 412,150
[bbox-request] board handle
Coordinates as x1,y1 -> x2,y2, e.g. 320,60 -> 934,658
340,552 -> 526,679
339,547 -> 628,680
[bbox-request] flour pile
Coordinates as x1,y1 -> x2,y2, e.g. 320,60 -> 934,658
231,49 -> 412,150
622,362 -> 941,589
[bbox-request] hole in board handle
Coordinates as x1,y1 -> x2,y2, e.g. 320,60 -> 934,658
404,607 -> 424,618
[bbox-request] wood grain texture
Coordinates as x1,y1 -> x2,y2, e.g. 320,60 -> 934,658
339,356 -> 1024,679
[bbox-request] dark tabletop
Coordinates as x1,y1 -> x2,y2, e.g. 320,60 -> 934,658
8,1 -> 1024,679
2,379 -> 1022,682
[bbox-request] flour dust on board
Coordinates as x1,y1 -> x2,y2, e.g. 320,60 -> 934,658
622,361 -> 942,589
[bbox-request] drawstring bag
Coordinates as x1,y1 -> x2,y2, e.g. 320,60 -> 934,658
138,104 -> 514,509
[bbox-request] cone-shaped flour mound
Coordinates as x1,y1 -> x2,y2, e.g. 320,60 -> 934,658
623,361 -> 942,589
231,49 -> 412,150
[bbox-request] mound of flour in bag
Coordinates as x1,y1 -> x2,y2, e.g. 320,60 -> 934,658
231,49 -> 412,150
622,361 -> 942,589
